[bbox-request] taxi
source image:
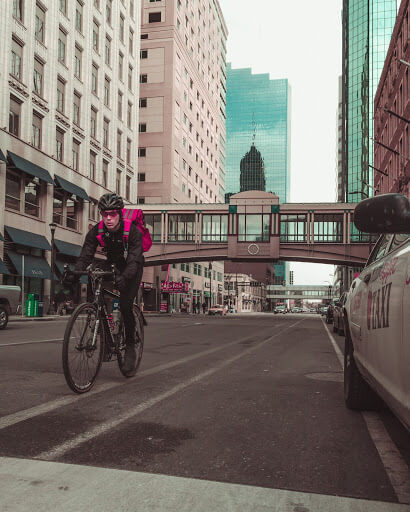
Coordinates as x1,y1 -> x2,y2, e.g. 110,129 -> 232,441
344,193 -> 409,430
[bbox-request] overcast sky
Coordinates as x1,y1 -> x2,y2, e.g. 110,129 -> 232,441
218,0 -> 343,285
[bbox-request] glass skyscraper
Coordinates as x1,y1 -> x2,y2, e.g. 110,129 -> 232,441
225,64 -> 291,203
225,64 -> 291,285
341,0 -> 396,202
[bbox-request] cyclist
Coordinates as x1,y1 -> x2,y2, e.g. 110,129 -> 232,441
64,192 -> 144,375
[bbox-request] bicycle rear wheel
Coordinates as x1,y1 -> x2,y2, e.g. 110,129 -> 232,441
62,303 -> 104,393
117,305 -> 145,377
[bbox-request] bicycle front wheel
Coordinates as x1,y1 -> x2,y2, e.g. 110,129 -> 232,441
62,303 -> 104,393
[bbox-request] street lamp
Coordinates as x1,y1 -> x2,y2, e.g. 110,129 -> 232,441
48,222 -> 57,314
209,262 -> 213,308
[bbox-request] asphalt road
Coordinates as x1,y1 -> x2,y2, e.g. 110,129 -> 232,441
0,314 -> 409,512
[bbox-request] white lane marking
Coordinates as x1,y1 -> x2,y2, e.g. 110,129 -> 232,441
0,338 -> 62,347
36,320 -> 303,461
0,327 -> 279,431
2,456 -> 409,512
321,318 -> 410,505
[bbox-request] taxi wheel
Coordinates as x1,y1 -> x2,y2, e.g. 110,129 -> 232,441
0,306 -> 8,330
344,325 -> 380,410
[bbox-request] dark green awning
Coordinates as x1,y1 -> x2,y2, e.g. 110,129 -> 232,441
7,251 -> 51,279
8,151 -> 54,184
55,239 -> 82,257
54,175 -> 90,201
0,149 -> 6,162
0,232 -> 4,241
0,258 -> 10,275
5,226 -> 51,251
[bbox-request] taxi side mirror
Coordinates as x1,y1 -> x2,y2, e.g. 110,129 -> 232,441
354,193 -> 410,234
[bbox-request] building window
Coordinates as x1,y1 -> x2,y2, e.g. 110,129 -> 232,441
59,0 -> 67,15
118,52 -> 124,80
33,58 -> 44,96
117,130 -> 122,157
73,91 -> 81,126
105,35 -> 111,65
72,139 -> 80,170
116,169 -> 121,194
104,76 -> 110,106
74,46 -> 82,79
13,0 -> 23,21
126,175 -> 131,201
127,102 -> 132,128
92,20 -> 99,52
90,107 -> 97,138
106,0 -> 112,23
89,151 -> 96,180
9,96 -> 21,137
58,29 -> 66,64
53,190 -> 81,231
10,38 -> 23,80
103,118 -> 109,147
91,63 -> 98,94
75,1 -> 83,32
139,98 -> 147,108
128,65 -> 133,91
149,12 -> 161,23
140,49 -> 148,59
31,111 -> 42,148
56,128 -> 64,162
126,138 -> 131,164
139,123 -> 146,133
102,160 -> 108,187
137,197 -> 145,204
141,34 -> 148,40
119,14 -> 124,42
138,147 -> 146,157
6,170 -> 42,218
140,74 -> 147,83
118,91 -> 123,119
138,172 -> 146,182
35,4 -> 45,43
130,0 -> 134,18
129,28 -> 134,55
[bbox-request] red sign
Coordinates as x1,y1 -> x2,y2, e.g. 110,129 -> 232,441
161,281 -> 189,293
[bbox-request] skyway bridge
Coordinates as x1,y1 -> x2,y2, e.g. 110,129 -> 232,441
133,191 -> 372,268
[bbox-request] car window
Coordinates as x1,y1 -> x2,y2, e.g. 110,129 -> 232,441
389,233 -> 409,252
367,234 -> 393,265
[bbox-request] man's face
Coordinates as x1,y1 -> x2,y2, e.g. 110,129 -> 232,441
101,210 -> 120,231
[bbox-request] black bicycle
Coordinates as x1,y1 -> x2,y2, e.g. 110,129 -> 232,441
62,265 -> 145,394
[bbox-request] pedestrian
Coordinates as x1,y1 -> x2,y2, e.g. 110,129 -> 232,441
196,301 -> 200,314
202,301 -> 206,314
55,289 -> 66,315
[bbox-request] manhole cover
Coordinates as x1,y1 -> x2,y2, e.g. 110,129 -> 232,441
305,372 -> 343,382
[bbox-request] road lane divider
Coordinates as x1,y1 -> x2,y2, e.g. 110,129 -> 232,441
35,319 -> 304,461
0,323 -> 290,431
0,338 -> 62,347
321,318 -> 410,505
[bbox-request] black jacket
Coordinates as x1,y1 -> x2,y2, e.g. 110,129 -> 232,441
75,221 -> 144,281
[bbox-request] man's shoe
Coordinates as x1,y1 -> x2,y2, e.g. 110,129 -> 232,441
123,344 -> 137,375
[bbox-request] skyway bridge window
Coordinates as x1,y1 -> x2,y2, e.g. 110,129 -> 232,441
350,222 -> 372,243
280,214 -> 306,242
238,214 -> 270,242
202,214 -> 228,242
168,214 -> 195,242
313,214 -> 343,243
144,214 -> 161,242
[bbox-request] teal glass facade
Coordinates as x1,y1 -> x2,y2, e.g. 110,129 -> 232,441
225,64 -> 291,203
226,64 -> 291,285
343,0 -> 396,201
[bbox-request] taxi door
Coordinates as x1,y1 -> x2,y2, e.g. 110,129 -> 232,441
347,235 -> 392,363
361,234 -> 409,410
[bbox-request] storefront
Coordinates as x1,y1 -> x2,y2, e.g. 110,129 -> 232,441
161,281 -> 189,313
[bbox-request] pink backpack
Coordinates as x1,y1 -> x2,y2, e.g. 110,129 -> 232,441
96,208 -> 152,253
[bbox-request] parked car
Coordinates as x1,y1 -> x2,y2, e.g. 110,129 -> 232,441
208,304 -> 226,316
344,193 -> 410,430
332,293 -> 347,335
274,305 -> 287,314
0,285 -> 21,329
318,305 -> 328,316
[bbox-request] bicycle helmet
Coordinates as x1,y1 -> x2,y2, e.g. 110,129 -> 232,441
98,193 -> 124,212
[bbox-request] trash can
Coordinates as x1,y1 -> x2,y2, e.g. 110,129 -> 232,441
33,294 -> 39,317
37,301 -> 44,317
25,293 -> 35,317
